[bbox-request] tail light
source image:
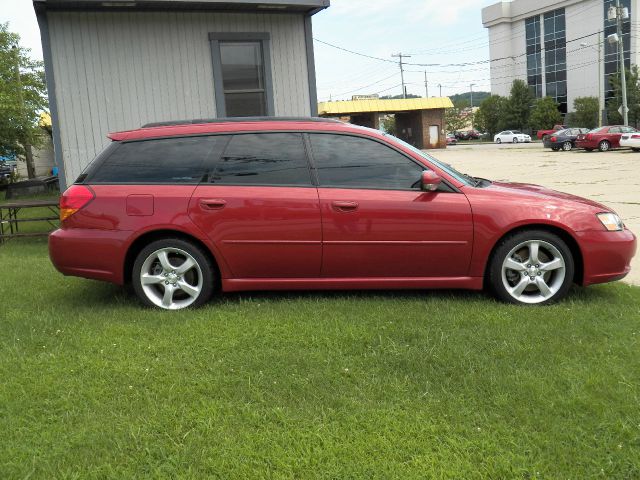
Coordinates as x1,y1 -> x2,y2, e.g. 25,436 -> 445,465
632,134 -> 640,139
550,136 -> 557,142
60,185 -> 95,222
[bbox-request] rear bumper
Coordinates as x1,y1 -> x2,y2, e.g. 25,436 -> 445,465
577,229 -> 637,286
49,228 -> 131,284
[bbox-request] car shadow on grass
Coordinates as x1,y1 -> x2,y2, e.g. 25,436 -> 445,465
60,280 -> 625,311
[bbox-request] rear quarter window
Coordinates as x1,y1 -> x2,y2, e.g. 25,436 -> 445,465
87,136 -> 224,184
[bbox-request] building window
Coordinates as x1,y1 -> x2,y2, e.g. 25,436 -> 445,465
604,0 -> 631,104
209,33 -> 275,117
543,8 -> 567,114
525,16 -> 542,98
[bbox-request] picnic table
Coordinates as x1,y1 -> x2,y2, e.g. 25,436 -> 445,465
0,199 -> 59,243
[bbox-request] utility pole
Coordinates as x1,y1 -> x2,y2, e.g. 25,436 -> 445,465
438,83 -> 442,97
11,46 -> 36,179
470,83 -> 476,128
611,0 -> 629,125
424,71 -> 429,98
470,83 -> 476,109
392,53 -> 411,99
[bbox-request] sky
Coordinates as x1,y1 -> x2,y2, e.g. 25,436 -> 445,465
1,0 -> 499,101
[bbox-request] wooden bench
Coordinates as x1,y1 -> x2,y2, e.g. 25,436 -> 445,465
0,200 -> 60,244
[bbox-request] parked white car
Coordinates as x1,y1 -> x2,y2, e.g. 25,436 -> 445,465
494,130 -> 532,144
619,132 -> 640,151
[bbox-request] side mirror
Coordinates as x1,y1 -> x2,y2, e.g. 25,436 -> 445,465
421,170 -> 442,192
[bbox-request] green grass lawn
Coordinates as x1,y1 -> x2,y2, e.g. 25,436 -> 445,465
1,239 -> 639,479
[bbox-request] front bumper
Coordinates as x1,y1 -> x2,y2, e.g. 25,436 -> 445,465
576,229 -> 637,286
49,228 -> 131,284
575,140 -> 597,149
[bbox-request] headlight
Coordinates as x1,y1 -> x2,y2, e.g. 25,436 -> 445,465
597,213 -> 624,231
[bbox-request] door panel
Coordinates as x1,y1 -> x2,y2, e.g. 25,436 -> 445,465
319,188 -> 474,278
189,186 -> 321,278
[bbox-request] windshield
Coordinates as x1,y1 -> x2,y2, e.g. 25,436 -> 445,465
384,134 -> 475,186
512,131 -> 523,134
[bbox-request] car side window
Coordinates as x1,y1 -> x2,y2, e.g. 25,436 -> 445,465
88,135 -> 223,184
309,134 -> 424,190
623,126 -> 636,133
609,127 -> 621,134
210,133 -> 312,186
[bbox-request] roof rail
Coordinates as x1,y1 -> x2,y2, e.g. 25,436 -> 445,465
141,117 -> 342,128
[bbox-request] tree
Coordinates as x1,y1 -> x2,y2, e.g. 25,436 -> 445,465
529,96 -> 563,132
606,65 -> 640,127
380,115 -> 396,136
474,95 -> 507,136
0,23 -> 48,178
449,91 -> 491,106
569,97 -> 599,129
504,79 -> 534,131
445,99 -> 471,133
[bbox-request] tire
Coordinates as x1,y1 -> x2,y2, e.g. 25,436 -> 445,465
598,140 -> 611,152
512,137 -> 519,144
132,238 -> 216,310
551,147 -> 560,152
487,230 -> 575,306
496,138 -> 502,144
562,141 -> 573,152
632,148 -> 640,152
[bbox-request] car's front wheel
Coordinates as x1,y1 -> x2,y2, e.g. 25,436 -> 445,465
496,138 -> 502,144
488,230 -> 574,305
132,238 -> 215,310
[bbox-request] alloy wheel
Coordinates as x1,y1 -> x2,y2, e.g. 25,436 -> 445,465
139,247 -> 203,310
563,141 -> 572,151
501,240 -> 566,304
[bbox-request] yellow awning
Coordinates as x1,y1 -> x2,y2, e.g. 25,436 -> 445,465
318,97 -> 454,116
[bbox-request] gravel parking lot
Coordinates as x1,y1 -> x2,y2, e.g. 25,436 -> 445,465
435,142 -> 639,285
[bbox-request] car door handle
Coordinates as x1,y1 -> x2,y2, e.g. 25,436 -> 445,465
200,199 -> 226,210
332,201 -> 359,213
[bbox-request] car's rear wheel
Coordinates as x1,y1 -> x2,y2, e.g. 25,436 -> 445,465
132,238 -> 215,310
512,137 -> 519,144
599,140 -> 611,152
488,230 -> 574,305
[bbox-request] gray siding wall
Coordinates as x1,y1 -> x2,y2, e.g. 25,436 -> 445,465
47,10 -> 312,182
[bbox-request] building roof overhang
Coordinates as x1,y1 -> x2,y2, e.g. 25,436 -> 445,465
33,0 -> 329,15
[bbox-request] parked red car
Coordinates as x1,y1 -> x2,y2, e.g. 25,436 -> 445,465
49,118 -> 636,310
575,126 -> 638,152
537,124 -> 567,140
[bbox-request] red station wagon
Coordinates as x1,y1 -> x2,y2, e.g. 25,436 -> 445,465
575,125 -> 638,152
49,118 -> 637,310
